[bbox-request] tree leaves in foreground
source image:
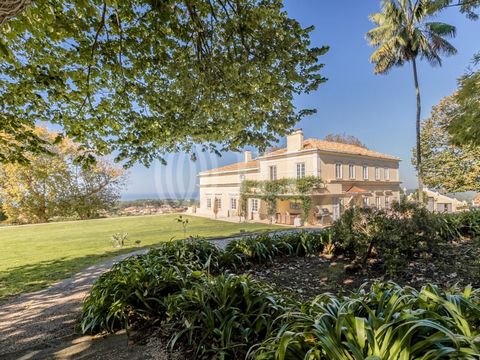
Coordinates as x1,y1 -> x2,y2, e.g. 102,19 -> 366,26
414,95 -> 480,193
0,127 -> 126,223
0,0 -> 328,166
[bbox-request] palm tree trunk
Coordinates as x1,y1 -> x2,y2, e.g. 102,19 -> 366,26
412,58 -> 423,204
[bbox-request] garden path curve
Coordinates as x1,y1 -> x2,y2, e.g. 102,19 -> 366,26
0,230 -> 310,359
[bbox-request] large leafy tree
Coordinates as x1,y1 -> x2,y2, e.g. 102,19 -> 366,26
0,127 -> 126,223
367,0 -> 457,203
448,53 -> 480,146
0,0 -> 328,166
413,96 -> 480,192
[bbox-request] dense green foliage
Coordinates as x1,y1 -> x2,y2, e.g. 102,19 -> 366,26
81,239 -> 221,332
448,53 -> 480,147
80,232 -> 328,333
0,0 -> 327,166
332,201 -> 480,274
253,282 -> 480,359
0,128 -> 126,224
437,210 -> 480,241
333,201 -> 441,273
81,228 -> 480,359
166,274 -> 290,359
225,231 -> 327,266
240,176 -> 324,223
415,95 -> 480,193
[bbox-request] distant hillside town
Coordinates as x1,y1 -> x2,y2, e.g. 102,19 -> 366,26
116,199 -> 195,216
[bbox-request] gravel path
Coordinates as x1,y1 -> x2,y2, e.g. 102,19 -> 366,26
0,249 -> 152,360
0,230 -> 312,359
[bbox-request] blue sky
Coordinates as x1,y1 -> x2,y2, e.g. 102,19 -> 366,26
124,0 -> 480,199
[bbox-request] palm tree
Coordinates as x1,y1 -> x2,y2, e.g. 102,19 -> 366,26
367,0 -> 457,203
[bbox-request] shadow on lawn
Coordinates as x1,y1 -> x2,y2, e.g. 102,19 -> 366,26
0,229 -> 288,359
0,248 -> 156,359
0,247 -> 150,302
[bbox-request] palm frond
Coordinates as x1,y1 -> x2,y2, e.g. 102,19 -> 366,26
367,0 -> 457,74
425,22 -> 457,38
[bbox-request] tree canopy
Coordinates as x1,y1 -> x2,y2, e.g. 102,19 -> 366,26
414,96 -> 480,193
0,127 -> 126,223
0,0 -> 328,166
448,53 -> 480,146
324,133 -> 368,149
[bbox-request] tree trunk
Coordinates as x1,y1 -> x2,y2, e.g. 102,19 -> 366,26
412,58 -> 423,204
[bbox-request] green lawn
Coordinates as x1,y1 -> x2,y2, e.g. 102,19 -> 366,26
0,215 -> 278,300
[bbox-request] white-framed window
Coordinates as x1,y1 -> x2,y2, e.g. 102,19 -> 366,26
296,163 -> 305,179
251,199 -> 259,212
269,165 -> 277,180
385,168 -> 390,181
376,196 -> 381,209
385,196 -> 390,208
335,163 -> 343,179
206,198 -> 212,209
230,198 -> 237,210
240,174 -> 246,181
375,167 -> 381,180
363,165 -> 369,180
215,198 -> 222,209
363,197 -> 370,207
349,164 -> 355,179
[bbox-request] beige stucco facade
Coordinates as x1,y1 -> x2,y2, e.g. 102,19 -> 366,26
423,189 -> 468,213
197,130 -> 402,225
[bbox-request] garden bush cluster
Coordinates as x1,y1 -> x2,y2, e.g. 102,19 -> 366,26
81,228 -> 480,359
253,282 -> 480,359
332,201 -> 480,274
81,232 -> 327,333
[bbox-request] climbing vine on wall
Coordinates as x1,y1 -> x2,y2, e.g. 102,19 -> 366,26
239,176 -> 323,223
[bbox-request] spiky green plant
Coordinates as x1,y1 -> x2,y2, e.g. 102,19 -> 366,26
166,274 -> 291,359
251,282 -> 480,360
80,238 -> 221,333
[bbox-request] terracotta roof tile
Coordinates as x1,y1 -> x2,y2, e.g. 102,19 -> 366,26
265,138 -> 400,160
200,160 -> 259,174
345,185 -> 370,194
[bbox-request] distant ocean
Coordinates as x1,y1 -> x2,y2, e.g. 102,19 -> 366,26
121,192 -> 199,201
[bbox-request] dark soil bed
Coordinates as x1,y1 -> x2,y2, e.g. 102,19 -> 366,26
245,238 -> 480,300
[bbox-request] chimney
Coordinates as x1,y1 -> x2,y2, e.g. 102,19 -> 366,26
287,129 -> 304,152
244,150 -> 252,163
